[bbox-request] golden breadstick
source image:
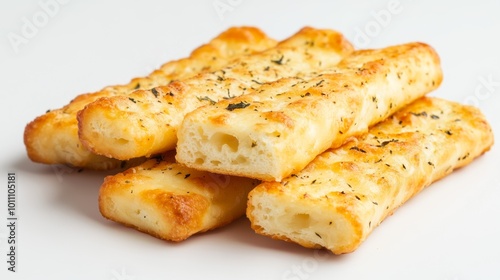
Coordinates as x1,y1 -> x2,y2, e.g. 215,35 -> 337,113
176,42 -> 443,181
99,156 -> 259,241
24,26 -> 277,169
77,27 -> 354,160
247,97 -> 494,254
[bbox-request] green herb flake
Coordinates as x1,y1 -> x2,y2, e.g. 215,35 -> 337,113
223,90 -> 235,100
315,80 -> 325,87
350,146 -> 366,153
151,88 -> 159,98
226,101 -> 250,111
271,55 -> 284,65
411,111 -> 428,117
128,97 -> 137,103
196,96 -> 216,105
377,139 -> 398,147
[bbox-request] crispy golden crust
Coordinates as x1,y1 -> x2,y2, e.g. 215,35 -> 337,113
247,97 -> 494,254
24,26 -> 277,169
176,42 -> 443,181
99,158 -> 259,241
77,27 -> 354,160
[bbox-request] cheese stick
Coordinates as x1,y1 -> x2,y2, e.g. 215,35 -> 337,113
247,97 -> 494,254
176,42 -> 443,181
77,27 -> 354,160
98,156 -> 260,241
24,26 -> 277,170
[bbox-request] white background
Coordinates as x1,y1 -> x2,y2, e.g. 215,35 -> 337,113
1,0 -> 499,279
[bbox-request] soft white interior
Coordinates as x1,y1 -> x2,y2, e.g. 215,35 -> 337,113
249,193 -> 356,252
176,121 -> 279,180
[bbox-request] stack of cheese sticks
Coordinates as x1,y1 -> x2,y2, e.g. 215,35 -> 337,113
24,26 -> 279,170
24,26 -> 494,254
